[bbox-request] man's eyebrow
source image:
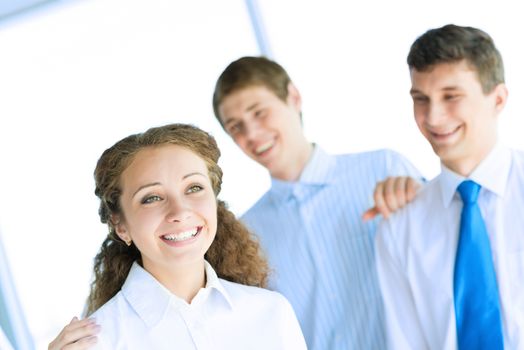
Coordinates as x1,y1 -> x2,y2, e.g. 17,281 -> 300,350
223,102 -> 260,127
410,88 -> 423,95
410,86 -> 461,95
441,86 -> 462,91
245,101 -> 259,112
223,117 -> 238,127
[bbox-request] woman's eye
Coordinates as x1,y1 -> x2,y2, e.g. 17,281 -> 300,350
187,185 -> 203,194
141,195 -> 162,204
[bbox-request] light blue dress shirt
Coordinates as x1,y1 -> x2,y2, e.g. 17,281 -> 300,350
241,145 -> 421,350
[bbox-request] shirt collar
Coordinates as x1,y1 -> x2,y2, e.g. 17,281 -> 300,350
269,145 -> 336,202
202,260 -> 234,308
121,261 -> 234,329
439,143 -> 512,208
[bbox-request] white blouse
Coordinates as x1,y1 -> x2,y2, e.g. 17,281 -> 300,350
91,261 -> 307,350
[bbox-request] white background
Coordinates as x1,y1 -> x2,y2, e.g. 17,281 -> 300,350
0,0 -> 523,348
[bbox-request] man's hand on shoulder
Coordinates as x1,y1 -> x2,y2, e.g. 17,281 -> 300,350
48,317 -> 100,350
362,176 -> 422,221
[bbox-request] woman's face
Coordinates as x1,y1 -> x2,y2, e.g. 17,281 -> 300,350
114,144 -> 217,276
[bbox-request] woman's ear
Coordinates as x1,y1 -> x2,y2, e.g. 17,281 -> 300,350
112,215 -> 132,246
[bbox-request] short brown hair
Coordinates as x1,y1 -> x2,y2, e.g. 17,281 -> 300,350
86,123 -> 269,315
212,56 -> 292,125
407,24 -> 504,93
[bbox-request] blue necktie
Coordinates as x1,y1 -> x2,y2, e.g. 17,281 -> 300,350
453,180 -> 504,349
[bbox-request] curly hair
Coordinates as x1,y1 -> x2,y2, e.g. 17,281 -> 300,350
85,123 -> 269,315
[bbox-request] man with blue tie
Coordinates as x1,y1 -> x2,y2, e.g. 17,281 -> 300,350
375,24 -> 524,349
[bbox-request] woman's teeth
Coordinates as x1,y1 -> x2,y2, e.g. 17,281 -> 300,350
162,228 -> 199,242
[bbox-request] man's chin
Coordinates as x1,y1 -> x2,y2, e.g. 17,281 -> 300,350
431,142 -> 456,159
251,153 -> 275,170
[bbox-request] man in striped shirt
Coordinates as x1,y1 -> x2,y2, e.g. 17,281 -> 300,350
213,56 -> 421,350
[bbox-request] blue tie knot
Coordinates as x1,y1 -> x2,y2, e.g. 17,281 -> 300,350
457,180 -> 480,204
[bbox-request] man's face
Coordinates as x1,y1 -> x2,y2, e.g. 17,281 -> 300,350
217,84 -> 307,180
410,60 -> 507,175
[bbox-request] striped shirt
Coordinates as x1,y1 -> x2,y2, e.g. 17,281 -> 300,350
241,145 -> 421,350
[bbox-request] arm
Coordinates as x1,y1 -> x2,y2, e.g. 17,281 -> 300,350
48,317 -> 100,350
375,221 -> 427,349
362,176 -> 423,221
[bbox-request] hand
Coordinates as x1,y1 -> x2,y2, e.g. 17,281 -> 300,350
48,317 -> 100,350
362,176 -> 422,221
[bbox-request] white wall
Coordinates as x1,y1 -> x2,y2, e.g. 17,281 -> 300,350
257,0 -> 524,180
0,0 -> 522,348
0,1 -> 259,347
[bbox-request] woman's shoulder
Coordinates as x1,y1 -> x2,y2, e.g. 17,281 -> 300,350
88,292 -> 128,348
90,291 -> 124,320
218,279 -> 290,309
216,279 -> 306,348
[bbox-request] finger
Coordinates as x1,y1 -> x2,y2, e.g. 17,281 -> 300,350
49,317 -> 86,350
373,181 -> 391,219
62,336 -> 98,350
65,317 -> 96,333
393,176 -> 408,208
49,320 -> 100,350
384,177 -> 401,211
362,207 -> 380,221
405,177 -> 422,202
61,323 -> 101,346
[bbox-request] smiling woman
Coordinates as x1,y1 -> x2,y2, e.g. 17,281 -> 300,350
49,123 -> 307,350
